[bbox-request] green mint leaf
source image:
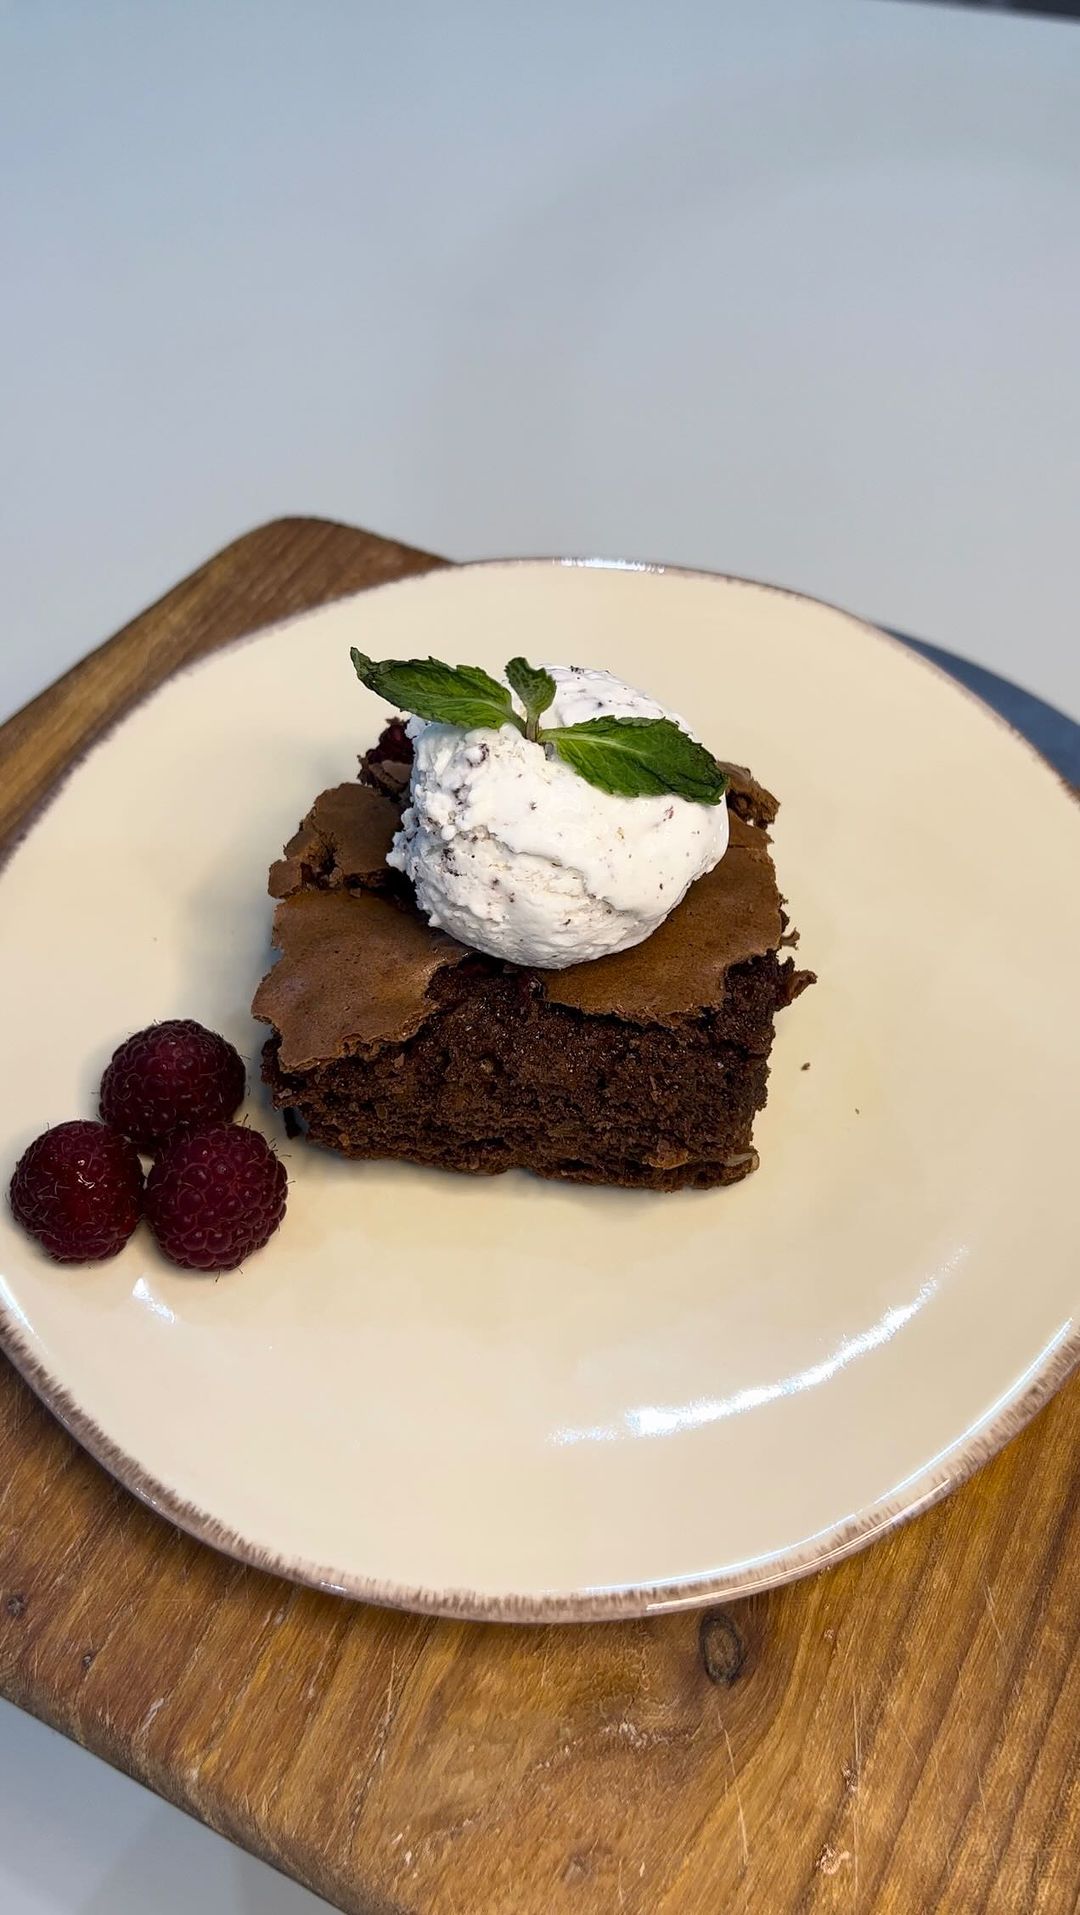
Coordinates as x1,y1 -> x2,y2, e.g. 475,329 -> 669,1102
350,650 -> 524,734
505,657 -> 556,741
545,716 -> 728,805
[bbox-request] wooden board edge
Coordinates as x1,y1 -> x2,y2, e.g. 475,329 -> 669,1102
0,516 -> 445,856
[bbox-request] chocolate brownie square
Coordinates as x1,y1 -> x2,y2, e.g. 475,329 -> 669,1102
253,738 -> 812,1192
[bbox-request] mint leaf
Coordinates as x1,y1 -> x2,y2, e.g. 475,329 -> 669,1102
546,716 -> 727,805
351,650 -> 523,734
505,657 -> 556,741
350,647 -> 726,805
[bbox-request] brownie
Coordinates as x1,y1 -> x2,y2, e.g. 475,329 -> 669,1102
253,741 -> 812,1192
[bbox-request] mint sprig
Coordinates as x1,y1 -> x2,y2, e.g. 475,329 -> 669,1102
350,650 -> 727,805
505,657 -> 556,741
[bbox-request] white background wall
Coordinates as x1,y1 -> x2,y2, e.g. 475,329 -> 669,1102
3,0 -> 1079,728
1,3 -> 1077,1912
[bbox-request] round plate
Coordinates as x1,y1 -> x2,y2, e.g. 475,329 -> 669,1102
1,561 -> 1078,1621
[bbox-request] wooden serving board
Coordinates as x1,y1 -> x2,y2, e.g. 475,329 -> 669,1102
1,519 -> 1077,1915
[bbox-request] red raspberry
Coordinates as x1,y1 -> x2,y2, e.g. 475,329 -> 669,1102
9,1121 -> 143,1263
145,1125 -> 287,1272
100,1019 -> 246,1151
370,716 -> 413,764
361,716 -> 414,789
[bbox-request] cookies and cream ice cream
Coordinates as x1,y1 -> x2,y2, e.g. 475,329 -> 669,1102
386,666 -> 729,968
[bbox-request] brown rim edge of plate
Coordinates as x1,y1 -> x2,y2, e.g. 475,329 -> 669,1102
1,538 -> 1078,1624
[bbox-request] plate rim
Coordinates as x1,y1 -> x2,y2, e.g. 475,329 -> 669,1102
2,549 -> 1078,1623
1,1305 -> 1075,1622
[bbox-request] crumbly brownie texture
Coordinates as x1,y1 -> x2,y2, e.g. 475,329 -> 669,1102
253,742 -> 812,1191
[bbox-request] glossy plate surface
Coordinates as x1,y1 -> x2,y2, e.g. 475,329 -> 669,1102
1,561 -> 1077,1619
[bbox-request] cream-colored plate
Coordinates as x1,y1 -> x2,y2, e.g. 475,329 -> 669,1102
1,561 -> 1078,1620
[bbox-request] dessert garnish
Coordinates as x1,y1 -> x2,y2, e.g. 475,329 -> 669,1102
100,1018 -> 246,1150
8,1020 -> 288,1271
350,651 -> 728,801
145,1124 -> 287,1272
10,1120 -> 144,1263
351,652 -> 732,968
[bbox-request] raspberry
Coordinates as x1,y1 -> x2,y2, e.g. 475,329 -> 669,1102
9,1121 -> 143,1263
361,716 -> 414,792
145,1124 -> 287,1272
100,1019 -> 245,1151
373,716 -> 413,762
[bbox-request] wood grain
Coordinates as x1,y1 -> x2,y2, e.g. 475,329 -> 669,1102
1,518 -> 1077,1915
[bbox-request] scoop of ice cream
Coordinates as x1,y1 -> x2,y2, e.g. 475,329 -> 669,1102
385,666 -> 729,969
